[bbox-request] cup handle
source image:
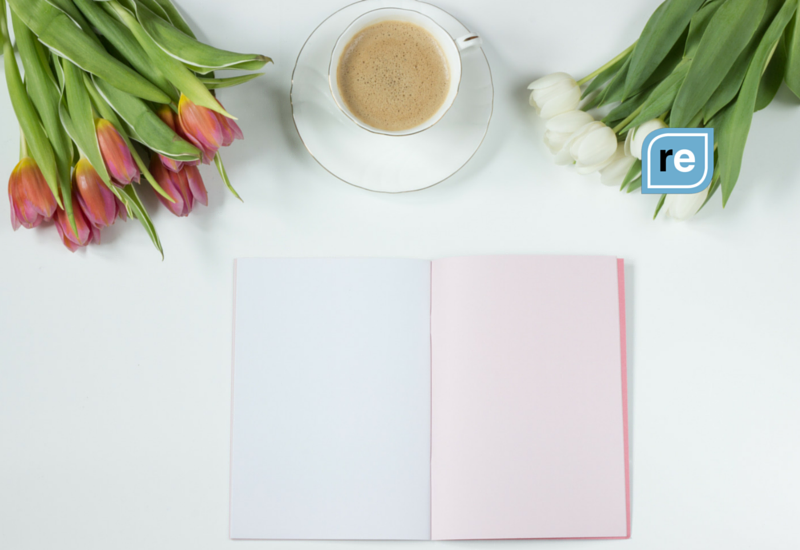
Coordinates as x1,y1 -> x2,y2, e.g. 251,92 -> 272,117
455,33 -> 482,51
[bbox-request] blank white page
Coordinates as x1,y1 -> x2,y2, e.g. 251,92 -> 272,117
230,259 -> 432,540
431,256 -> 628,540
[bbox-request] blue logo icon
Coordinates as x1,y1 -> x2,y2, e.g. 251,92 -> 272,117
641,128 -> 713,194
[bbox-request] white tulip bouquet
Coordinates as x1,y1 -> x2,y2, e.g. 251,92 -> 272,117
529,0 -> 800,220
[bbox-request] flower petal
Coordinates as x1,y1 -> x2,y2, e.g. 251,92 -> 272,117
545,110 -> 593,133
664,188 -> 709,221
528,72 -> 576,90
184,165 -> 208,207
576,125 -> 618,167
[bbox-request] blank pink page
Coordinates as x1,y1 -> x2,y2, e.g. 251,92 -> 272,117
431,256 -> 628,540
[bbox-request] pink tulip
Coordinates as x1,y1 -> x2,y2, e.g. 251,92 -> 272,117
74,158 -> 122,228
54,191 -> 99,252
150,156 -> 208,217
177,94 -> 223,164
96,119 -> 140,186
8,157 -> 58,230
215,99 -> 243,147
155,105 -> 188,173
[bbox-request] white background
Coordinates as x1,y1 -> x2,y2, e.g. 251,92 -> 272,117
1,0 -> 799,549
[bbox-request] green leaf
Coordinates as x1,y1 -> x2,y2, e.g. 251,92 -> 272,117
626,174 -> 643,193
684,0 -> 724,59
718,0 -> 798,205
120,183 -> 164,259
653,194 -> 667,219
620,60 -> 691,133
103,0 -> 235,119
699,161 -> 722,211
11,10 -> 73,213
671,0 -> 768,128
702,0 -> 784,123
8,0 -> 171,104
756,36 -> 787,111
603,88 -> 653,127
153,0 -> 196,38
136,0 -> 171,21
3,40 -> 62,208
134,0 -> 271,70
590,56 -> 631,109
784,8 -> 800,98
46,0 -> 101,44
593,29 -> 686,110
625,0 -> 705,99
581,44 -> 634,99
83,73 -> 174,203
199,73 -> 264,90
620,159 -> 642,192
73,0 -> 178,102
92,76 -> 201,162
214,152 -> 242,201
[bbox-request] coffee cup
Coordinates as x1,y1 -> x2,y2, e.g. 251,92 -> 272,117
328,7 -> 481,136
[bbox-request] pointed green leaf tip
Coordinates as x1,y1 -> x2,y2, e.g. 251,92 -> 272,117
135,1 -> 271,71
671,0 -> 767,128
625,0 -> 705,99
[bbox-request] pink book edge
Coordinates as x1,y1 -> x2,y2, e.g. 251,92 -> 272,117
618,258 -> 631,539
229,259 -> 238,539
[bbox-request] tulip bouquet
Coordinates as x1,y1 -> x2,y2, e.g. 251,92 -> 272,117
529,0 -> 800,220
2,0 -> 270,255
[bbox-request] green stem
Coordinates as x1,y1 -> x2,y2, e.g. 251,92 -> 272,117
0,0 -> 8,46
612,103 -> 645,134
577,42 -> 636,86
19,127 -> 28,159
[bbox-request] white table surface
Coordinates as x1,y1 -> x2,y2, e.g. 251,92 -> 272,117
1,0 -> 799,548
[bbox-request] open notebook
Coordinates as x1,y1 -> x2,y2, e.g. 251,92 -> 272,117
230,256 -> 630,541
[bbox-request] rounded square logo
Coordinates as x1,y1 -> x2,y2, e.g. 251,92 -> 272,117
641,128 -> 714,194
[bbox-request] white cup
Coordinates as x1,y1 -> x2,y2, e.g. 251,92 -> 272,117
328,7 -> 481,136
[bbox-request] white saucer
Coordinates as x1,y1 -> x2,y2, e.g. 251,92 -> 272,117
290,0 -> 494,193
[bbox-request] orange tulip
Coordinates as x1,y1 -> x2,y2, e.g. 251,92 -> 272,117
177,94 -> 223,164
150,156 -> 208,217
155,105 -> 189,173
8,157 -> 58,230
96,119 -> 140,186
74,158 -> 123,228
54,191 -> 99,252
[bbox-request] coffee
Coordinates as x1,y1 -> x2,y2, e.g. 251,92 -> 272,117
336,20 -> 451,132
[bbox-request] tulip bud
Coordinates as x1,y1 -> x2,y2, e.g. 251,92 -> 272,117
54,192 -> 99,252
599,143 -> 637,187
215,99 -> 243,147
663,187 -> 710,221
96,119 -> 140,186
624,119 -> 668,160
74,158 -> 120,228
177,94 -> 223,164
8,157 -> 58,230
150,156 -> 208,217
155,106 -> 187,173
559,121 -> 618,174
543,110 -> 593,158
528,73 -> 581,119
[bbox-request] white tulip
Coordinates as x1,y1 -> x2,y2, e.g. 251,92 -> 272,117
599,143 -> 637,187
543,110 -> 593,157
662,188 -> 710,221
528,72 -> 581,119
560,121 -> 618,174
624,119 -> 667,160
